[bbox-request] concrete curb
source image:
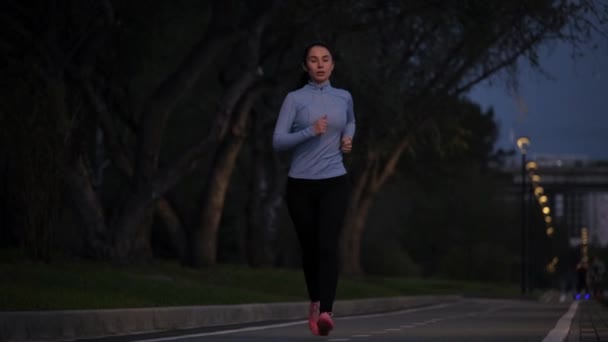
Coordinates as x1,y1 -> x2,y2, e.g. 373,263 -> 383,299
0,295 -> 461,341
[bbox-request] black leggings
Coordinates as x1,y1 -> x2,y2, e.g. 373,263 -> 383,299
286,175 -> 351,313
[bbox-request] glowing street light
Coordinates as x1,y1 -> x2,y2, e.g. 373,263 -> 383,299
542,207 -> 551,215
517,136 -> 530,154
539,195 -> 548,204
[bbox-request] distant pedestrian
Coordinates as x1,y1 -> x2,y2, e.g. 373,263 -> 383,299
273,42 -> 355,336
576,260 -> 589,299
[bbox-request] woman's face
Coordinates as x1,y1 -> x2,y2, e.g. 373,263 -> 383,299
303,46 -> 334,84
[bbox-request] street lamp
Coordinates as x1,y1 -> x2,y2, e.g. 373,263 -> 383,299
516,136 -> 530,295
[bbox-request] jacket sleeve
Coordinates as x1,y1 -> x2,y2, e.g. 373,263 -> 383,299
342,92 -> 356,138
272,93 -> 315,151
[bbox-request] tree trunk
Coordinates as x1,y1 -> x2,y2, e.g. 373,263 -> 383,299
110,1 -> 279,262
340,163 -> 373,276
341,193 -> 375,275
245,109 -> 268,267
83,82 -> 187,261
245,109 -> 284,267
340,137 -> 414,275
247,185 -> 284,267
156,198 -> 187,260
193,84 -> 268,266
190,2 -> 277,266
65,157 -> 110,258
194,157 -> 233,266
110,31 -> 239,260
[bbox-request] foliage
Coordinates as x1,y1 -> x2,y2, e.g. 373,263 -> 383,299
0,0 -> 605,279
394,96 -> 521,281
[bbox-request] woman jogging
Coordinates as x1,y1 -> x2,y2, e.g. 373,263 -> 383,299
272,42 -> 355,336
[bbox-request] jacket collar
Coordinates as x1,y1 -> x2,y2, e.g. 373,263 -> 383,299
305,80 -> 331,91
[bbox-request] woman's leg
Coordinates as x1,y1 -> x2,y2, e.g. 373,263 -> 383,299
286,177 -> 321,302
317,175 -> 351,313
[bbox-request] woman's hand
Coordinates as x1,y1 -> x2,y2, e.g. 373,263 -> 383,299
313,115 -> 328,136
341,136 -> 352,153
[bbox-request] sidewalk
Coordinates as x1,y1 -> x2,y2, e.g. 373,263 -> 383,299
567,299 -> 608,341
0,295 -> 461,341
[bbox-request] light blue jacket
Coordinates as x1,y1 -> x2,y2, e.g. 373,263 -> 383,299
273,81 -> 356,179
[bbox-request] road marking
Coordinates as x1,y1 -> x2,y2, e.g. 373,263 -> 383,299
338,302 -> 455,321
542,301 -> 579,342
385,328 -> 401,331
132,320 -> 308,341
352,334 -> 370,337
132,302 -> 459,341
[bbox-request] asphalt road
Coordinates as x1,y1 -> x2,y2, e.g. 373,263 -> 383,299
88,298 -> 574,342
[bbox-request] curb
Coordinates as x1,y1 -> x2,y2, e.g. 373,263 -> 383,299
0,295 -> 461,341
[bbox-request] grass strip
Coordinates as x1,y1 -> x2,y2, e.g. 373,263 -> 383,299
0,257 -> 521,311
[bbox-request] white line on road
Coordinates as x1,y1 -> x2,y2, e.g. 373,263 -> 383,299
542,301 -> 578,342
132,302 -> 458,342
338,302 -> 455,321
133,320 -> 308,342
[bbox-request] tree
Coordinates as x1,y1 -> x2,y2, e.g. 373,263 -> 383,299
0,0 -> 276,263
335,0 -> 607,275
2,0 -> 604,271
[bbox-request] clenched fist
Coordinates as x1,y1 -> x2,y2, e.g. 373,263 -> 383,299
313,115 -> 328,136
341,136 -> 352,153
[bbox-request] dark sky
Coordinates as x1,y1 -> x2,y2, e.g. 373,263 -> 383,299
469,34 -> 608,161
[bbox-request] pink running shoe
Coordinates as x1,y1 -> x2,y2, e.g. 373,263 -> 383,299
308,301 -> 320,336
317,312 -> 334,336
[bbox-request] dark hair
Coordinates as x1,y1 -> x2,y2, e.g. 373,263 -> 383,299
302,41 -> 334,64
298,42 -> 334,87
